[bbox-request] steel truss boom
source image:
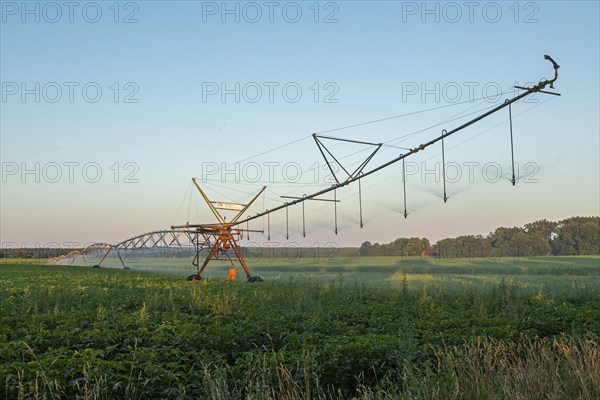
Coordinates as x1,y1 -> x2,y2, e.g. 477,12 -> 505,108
233,55 -> 560,226
48,229 -> 212,267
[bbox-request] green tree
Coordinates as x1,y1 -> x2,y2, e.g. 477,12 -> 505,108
553,217 -> 600,255
359,241 -> 373,256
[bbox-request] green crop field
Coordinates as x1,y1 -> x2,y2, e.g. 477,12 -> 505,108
81,254 -> 600,291
1,257 -> 599,399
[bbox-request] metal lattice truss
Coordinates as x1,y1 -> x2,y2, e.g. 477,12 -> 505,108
48,242 -> 114,265
48,230 -> 213,267
115,230 -> 208,251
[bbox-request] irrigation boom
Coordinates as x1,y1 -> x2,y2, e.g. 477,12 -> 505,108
53,55 -> 560,281
194,55 -> 561,228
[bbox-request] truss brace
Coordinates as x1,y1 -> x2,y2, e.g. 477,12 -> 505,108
313,134 -> 383,184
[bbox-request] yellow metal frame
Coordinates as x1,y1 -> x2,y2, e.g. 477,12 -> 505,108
191,178 -> 265,280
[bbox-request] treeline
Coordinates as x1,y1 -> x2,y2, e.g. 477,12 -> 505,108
0,245 -> 361,260
3,216 -> 598,260
359,216 -> 600,257
0,247 -> 73,259
359,237 -> 431,257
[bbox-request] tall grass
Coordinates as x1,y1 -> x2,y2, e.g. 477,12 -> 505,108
403,335 -> 600,400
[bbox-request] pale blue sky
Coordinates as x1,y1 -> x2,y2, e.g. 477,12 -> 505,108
1,1 -> 598,247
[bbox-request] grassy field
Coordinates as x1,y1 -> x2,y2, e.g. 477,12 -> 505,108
1,257 -> 599,399
82,254 -> 600,291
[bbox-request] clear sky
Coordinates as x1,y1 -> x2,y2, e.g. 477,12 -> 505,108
1,0 -> 599,249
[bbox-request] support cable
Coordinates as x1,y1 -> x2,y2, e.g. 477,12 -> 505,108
193,93 -> 514,182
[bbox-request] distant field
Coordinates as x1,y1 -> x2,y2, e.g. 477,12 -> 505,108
68,255 -> 600,291
1,258 -> 599,398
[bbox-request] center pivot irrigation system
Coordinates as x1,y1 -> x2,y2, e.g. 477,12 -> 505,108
50,56 -> 560,282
